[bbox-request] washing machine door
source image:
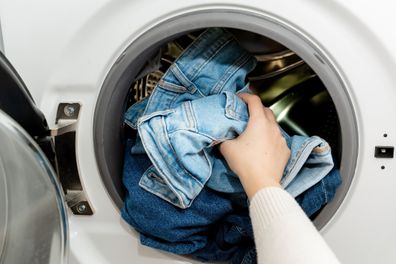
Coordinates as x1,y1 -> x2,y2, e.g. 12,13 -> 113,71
0,52 -> 68,264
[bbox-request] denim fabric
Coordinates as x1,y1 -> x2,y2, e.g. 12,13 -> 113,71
121,139 -> 253,263
125,27 -> 334,209
296,168 -> 342,216
191,213 -> 256,264
125,27 -> 256,209
121,139 -> 342,264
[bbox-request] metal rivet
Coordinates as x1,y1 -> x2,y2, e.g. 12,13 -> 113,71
77,203 -> 86,213
384,133 -> 388,138
64,105 -> 76,117
381,165 -> 385,170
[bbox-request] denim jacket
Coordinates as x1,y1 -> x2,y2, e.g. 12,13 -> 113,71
125,28 -> 334,209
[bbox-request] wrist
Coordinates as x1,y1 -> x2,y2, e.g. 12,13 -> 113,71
240,176 -> 282,199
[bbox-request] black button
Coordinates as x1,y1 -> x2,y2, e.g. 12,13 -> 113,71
374,146 -> 394,158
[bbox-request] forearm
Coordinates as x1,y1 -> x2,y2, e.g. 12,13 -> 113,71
249,187 -> 341,264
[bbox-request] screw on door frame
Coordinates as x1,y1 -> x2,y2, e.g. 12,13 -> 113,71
77,203 -> 87,213
63,105 -> 76,117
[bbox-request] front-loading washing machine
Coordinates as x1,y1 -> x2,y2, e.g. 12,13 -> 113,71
0,0 -> 395,263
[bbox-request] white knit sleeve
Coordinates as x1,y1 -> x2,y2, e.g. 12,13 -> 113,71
249,187 -> 341,264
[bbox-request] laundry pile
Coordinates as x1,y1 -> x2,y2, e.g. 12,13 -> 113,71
121,28 -> 341,264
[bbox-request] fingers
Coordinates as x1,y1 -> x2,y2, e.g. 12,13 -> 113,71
238,93 -> 276,122
238,93 -> 264,119
264,107 -> 276,122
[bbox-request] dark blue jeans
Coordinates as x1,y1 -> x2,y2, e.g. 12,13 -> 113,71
121,140 -> 342,263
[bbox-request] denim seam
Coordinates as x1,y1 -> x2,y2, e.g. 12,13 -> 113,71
141,89 -> 179,118
172,29 -> 229,72
137,109 -> 176,124
281,138 -> 324,186
139,178 -> 183,208
224,93 -> 248,121
283,137 -> 319,177
189,36 -> 233,81
170,64 -> 200,95
224,91 -> 236,120
173,30 -> 232,83
184,101 -> 197,132
147,170 -> 165,184
167,134 -> 205,187
124,119 -> 136,129
211,51 -> 253,95
167,129 -> 236,143
125,98 -> 149,128
158,80 -> 189,93
138,117 -> 187,208
142,85 -> 158,117
321,180 -> 329,202
282,138 -> 318,184
162,112 -> 206,186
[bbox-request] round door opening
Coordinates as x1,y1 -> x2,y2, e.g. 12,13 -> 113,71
94,9 -> 358,230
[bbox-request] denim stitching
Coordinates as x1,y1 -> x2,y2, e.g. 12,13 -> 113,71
184,101 -> 197,132
158,80 -> 189,93
124,119 -> 135,129
170,64 -> 198,94
211,51 -> 253,95
187,101 -> 198,132
139,180 -> 183,209
138,119 -> 186,208
137,109 -> 175,125
281,138 -> 323,185
321,179 -> 328,202
142,86 -> 177,117
166,132 -> 205,187
174,30 -> 231,83
174,28 -> 228,71
283,137 -> 319,177
190,37 -> 232,81
147,171 -> 165,184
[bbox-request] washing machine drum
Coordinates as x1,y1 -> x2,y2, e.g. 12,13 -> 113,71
0,52 -> 68,264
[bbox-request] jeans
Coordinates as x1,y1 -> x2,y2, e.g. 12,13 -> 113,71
296,168 -> 342,216
121,139 -> 252,263
121,140 -> 342,263
124,28 -> 334,209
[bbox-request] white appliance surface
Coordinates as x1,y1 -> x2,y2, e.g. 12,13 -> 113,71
1,0 -> 396,263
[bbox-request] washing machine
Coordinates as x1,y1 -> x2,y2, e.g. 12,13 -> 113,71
0,0 -> 395,263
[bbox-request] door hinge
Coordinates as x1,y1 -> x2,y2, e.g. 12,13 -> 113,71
51,103 -> 93,215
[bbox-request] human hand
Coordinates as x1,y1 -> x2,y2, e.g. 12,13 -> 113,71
219,93 -> 290,199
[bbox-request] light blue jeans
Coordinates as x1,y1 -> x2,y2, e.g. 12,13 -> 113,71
125,28 -> 334,209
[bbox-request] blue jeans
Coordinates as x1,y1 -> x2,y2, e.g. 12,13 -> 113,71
125,28 -> 334,209
296,168 -> 342,216
121,140 -> 250,262
121,140 -> 342,263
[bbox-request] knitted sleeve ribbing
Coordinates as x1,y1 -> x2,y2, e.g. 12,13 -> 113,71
249,187 -> 341,264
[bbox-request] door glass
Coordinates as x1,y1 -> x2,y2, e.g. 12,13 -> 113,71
0,110 -> 67,264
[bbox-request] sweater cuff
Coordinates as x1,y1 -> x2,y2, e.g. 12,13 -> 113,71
250,187 -> 301,229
